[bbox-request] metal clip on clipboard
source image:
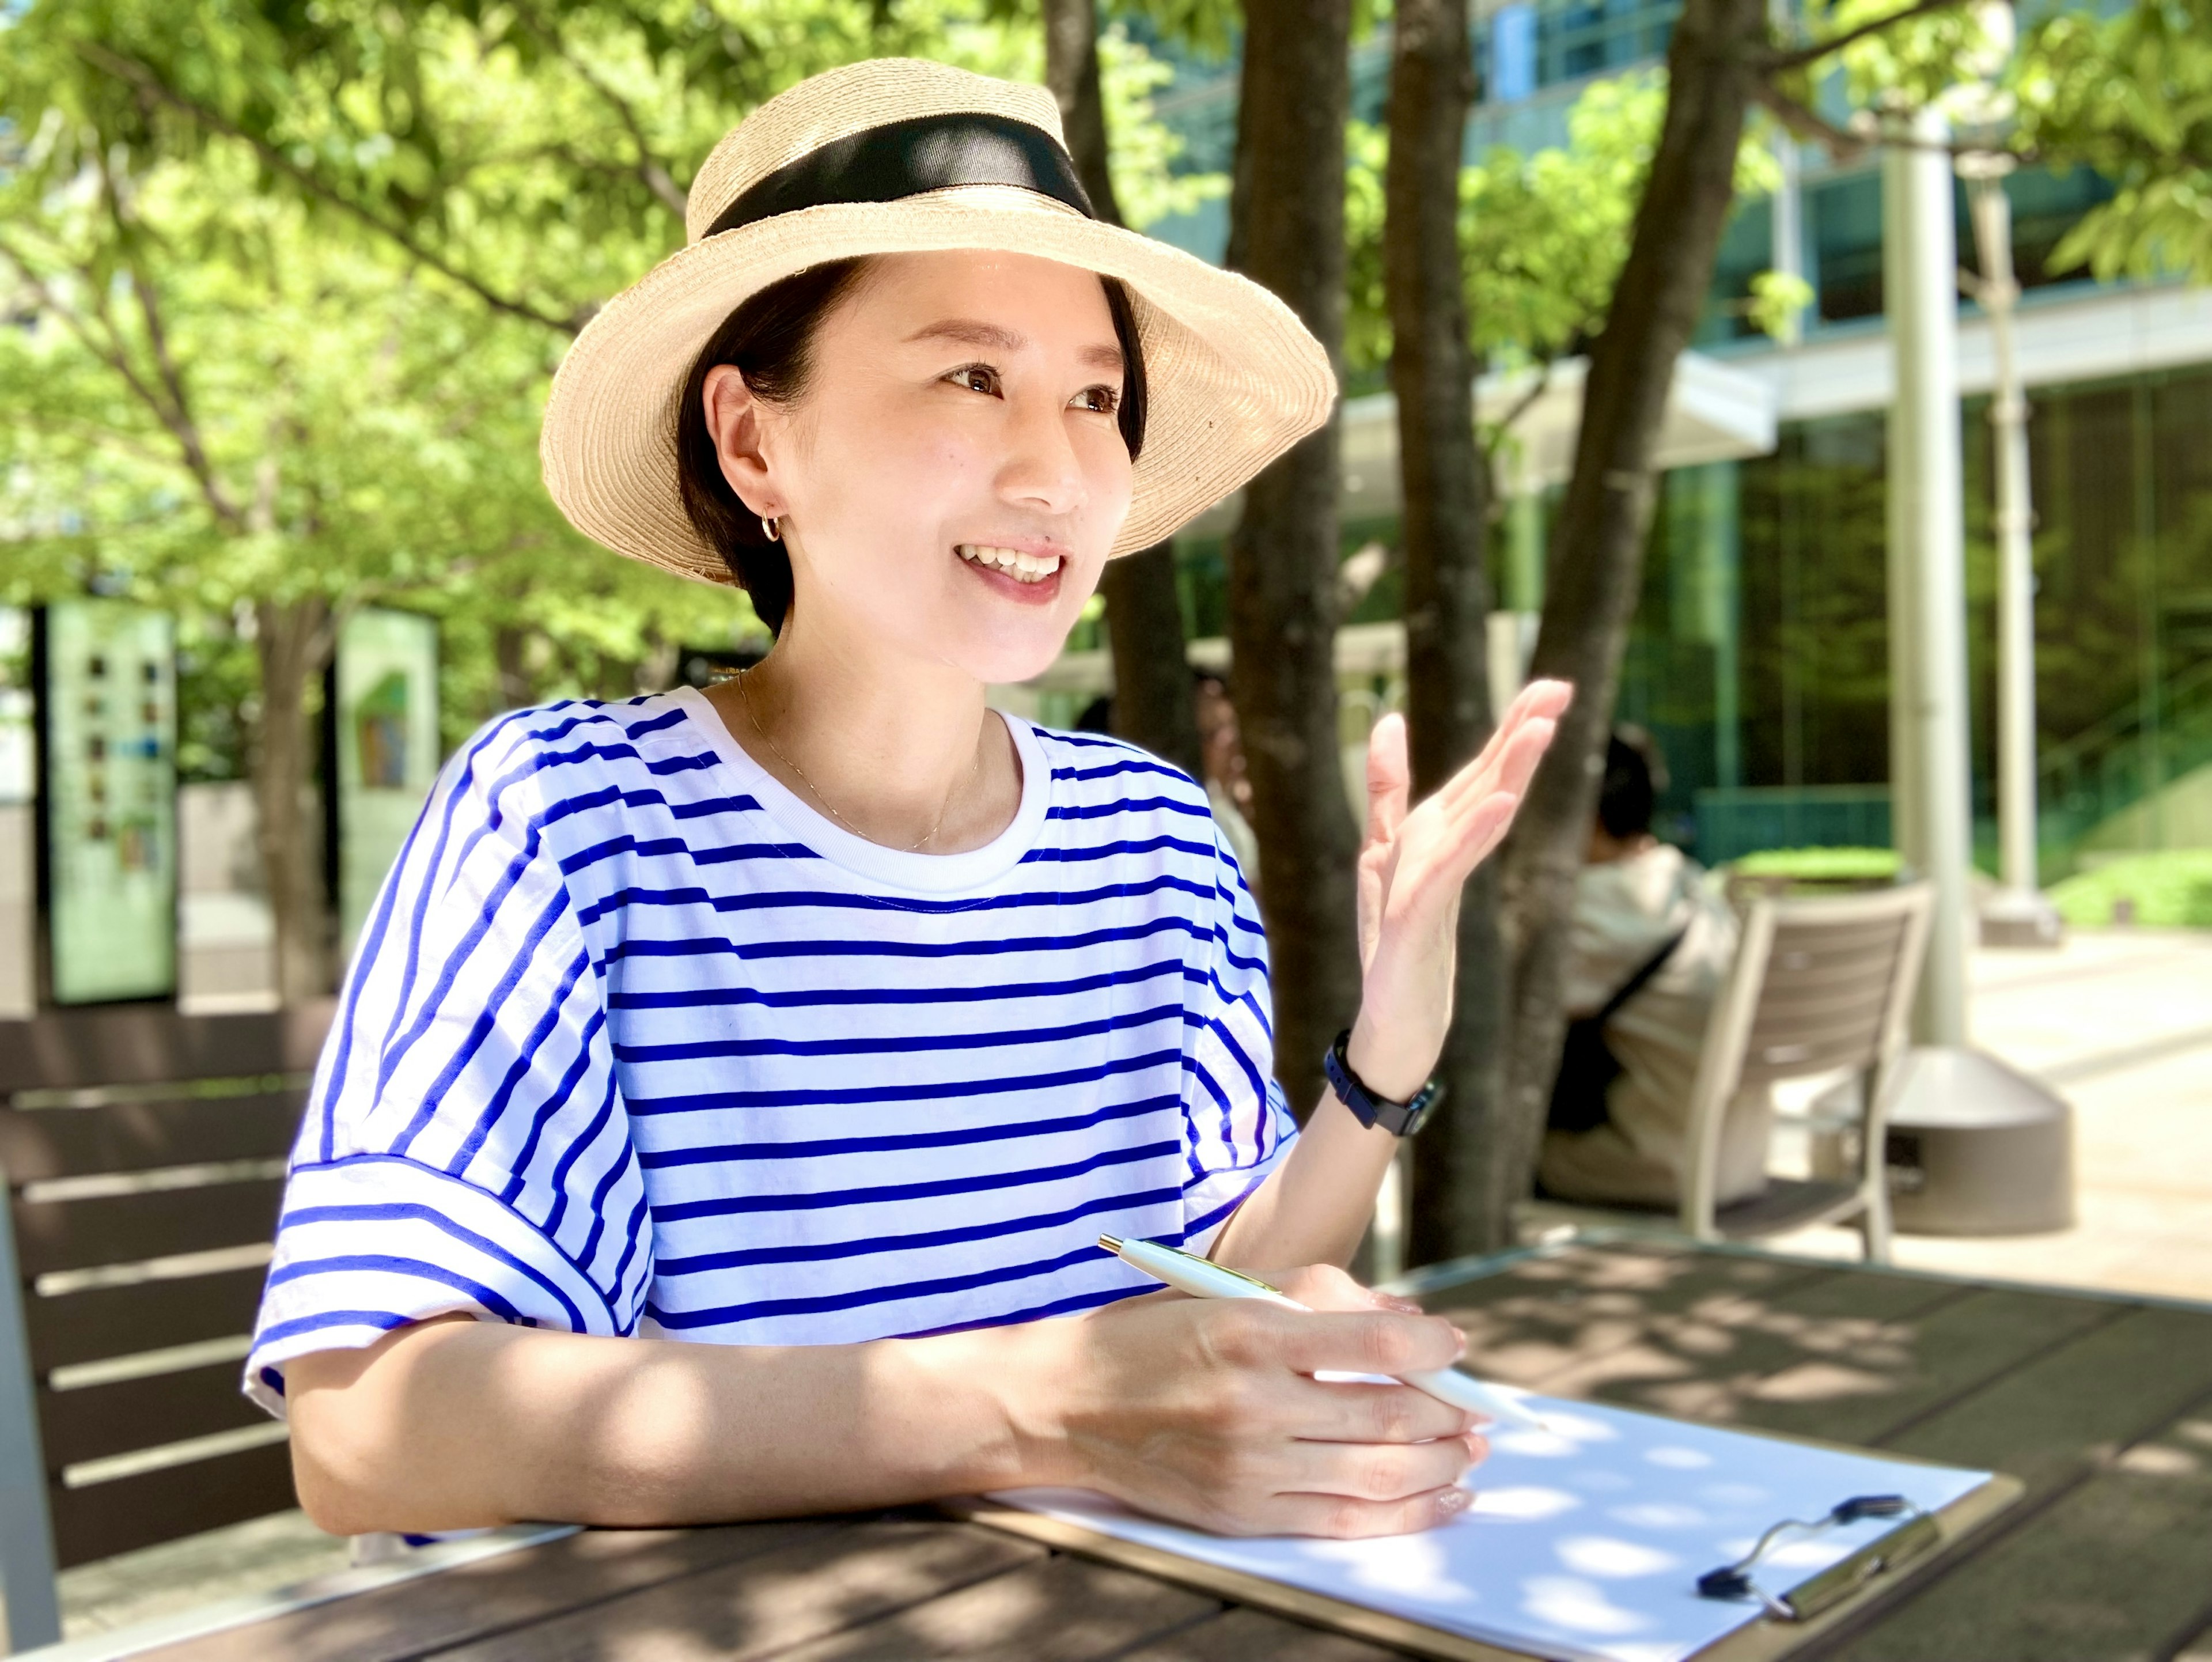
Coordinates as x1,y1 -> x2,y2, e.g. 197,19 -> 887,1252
1696,1494 -> 1942,1622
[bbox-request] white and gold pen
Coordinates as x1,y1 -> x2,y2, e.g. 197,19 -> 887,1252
1100,1234 -> 1548,1432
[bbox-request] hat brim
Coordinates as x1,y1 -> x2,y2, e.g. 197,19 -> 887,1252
540,185 -> 1336,589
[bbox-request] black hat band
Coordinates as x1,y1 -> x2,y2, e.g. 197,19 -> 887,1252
706,111 -> 1095,240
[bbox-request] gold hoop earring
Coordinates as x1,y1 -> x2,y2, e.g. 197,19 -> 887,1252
760,514 -> 781,543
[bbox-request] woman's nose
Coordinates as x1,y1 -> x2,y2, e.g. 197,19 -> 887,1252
995,394 -> 1086,517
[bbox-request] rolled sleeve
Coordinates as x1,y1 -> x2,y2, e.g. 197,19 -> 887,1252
245,707 -> 651,1415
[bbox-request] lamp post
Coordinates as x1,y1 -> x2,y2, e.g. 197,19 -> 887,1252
1883,101 -> 1976,1044
1838,72 -> 2075,1246
1956,85 -> 2063,947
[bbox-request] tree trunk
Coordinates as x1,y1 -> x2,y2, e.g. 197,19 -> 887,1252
1043,0 -> 1202,777
252,595 -> 334,1006
1384,0 -> 1503,1265
1101,547 -> 1204,778
1225,0 -> 1360,1121
494,623 -> 532,712
1490,0 -> 1770,1236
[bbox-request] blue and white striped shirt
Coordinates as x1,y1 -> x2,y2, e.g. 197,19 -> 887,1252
246,687 -> 1292,1412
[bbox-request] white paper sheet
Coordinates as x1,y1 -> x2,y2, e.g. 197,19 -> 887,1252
989,1391 -> 1990,1662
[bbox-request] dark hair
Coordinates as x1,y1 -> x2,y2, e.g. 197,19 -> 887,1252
1597,726 -> 1666,839
676,260 -> 1150,637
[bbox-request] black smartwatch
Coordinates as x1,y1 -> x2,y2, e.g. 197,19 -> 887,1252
1324,1029 -> 1445,1137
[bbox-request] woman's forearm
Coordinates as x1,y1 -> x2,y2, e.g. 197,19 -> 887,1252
1209,1093 -> 1399,1274
286,1268 -> 1486,1540
285,1312 -> 1076,1535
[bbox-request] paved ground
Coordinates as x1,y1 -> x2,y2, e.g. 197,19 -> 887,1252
1770,927 -> 2212,1303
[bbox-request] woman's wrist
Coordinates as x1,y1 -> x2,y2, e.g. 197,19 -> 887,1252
1344,1012 -> 1440,1106
897,1318 -> 1084,1494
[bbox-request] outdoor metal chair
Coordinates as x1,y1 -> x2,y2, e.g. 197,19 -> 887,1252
0,1003 -> 329,1652
1522,881 -> 1936,1265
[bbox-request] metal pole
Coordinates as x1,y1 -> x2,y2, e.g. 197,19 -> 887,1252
1882,106 -> 1975,1046
0,1194 -> 60,1652
1964,161 -> 2062,945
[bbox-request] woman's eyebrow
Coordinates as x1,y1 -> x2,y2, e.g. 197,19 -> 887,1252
906,319 -> 1124,372
907,319 -> 1025,353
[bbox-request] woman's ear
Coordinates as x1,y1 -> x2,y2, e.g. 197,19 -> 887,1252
701,364 -> 780,518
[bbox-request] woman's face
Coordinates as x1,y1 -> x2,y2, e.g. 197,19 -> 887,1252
720,250 -> 1135,686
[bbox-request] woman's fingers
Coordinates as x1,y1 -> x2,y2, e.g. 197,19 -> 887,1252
1296,1377 -> 1483,1445
1263,1262 -> 1427,1316
1274,1430 -> 1486,1502
1259,1306 -> 1470,1381
1432,680 -> 1571,811
1364,713 -> 1411,847
1257,1483 -> 1474,1539
1438,705 -> 1562,816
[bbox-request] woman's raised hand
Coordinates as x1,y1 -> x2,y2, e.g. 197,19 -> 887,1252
1037,1264 -> 1488,1537
1347,680 -> 1574,1100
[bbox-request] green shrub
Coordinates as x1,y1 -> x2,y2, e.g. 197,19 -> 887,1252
1729,846 -> 1904,883
2049,850 -> 2212,928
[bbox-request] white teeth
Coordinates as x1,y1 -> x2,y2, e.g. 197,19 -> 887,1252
958,544 -> 1063,584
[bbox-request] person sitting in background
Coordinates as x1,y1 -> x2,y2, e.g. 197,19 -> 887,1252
1194,670 -> 1262,887
1539,729 -> 1769,1210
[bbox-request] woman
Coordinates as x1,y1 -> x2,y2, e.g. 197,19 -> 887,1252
252,59 -> 1570,1541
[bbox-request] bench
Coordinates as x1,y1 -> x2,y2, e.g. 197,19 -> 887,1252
0,1004 -> 329,1650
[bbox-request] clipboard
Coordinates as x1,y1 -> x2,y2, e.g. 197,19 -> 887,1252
945,1418 -> 2024,1662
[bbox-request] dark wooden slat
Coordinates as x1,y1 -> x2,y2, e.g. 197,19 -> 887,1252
1722,1285 -> 2123,1449
1823,1410 -> 2212,1661
1887,1303 -> 2212,1497
24,1265 -> 266,1372
0,1093 -> 304,1183
1573,1259 -> 1969,1425
39,1360 -> 267,1470
1808,1305 -> 2212,1661
135,1521 -> 836,1662
1115,1607 -> 1412,1661
1424,1246 -> 1840,1396
0,1003 -> 333,1093
50,1436 -> 296,1568
438,1519 -> 1045,1662
13,1178 -> 286,1277
770,1553 -> 1219,1662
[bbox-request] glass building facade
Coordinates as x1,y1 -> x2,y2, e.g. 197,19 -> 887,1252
1130,0 -> 2211,876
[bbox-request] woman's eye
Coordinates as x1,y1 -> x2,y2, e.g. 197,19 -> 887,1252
950,365 -> 1001,396
1075,385 -> 1121,415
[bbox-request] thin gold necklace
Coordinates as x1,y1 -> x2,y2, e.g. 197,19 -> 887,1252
736,669 -> 979,854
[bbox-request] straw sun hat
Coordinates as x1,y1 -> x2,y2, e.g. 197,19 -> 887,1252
540,58 -> 1336,588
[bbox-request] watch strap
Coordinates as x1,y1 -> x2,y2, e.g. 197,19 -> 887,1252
1324,1029 -> 1445,1137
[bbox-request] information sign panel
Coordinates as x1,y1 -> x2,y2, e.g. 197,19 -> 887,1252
44,600 -> 177,1004
334,608 -> 440,963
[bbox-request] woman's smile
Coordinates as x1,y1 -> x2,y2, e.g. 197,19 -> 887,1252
956,540 -> 1066,604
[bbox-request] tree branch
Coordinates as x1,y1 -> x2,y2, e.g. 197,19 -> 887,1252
1762,0 -> 1969,71
0,229 -> 249,532
1751,81 -> 1874,162
1479,357 -> 1555,463
74,40 -> 588,335
89,146 -> 251,531
508,1 -> 690,221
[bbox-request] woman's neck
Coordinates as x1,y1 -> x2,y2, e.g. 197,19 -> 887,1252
703,612 -> 1022,856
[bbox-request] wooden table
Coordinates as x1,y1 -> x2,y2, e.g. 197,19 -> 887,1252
112,1242 -> 2212,1662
